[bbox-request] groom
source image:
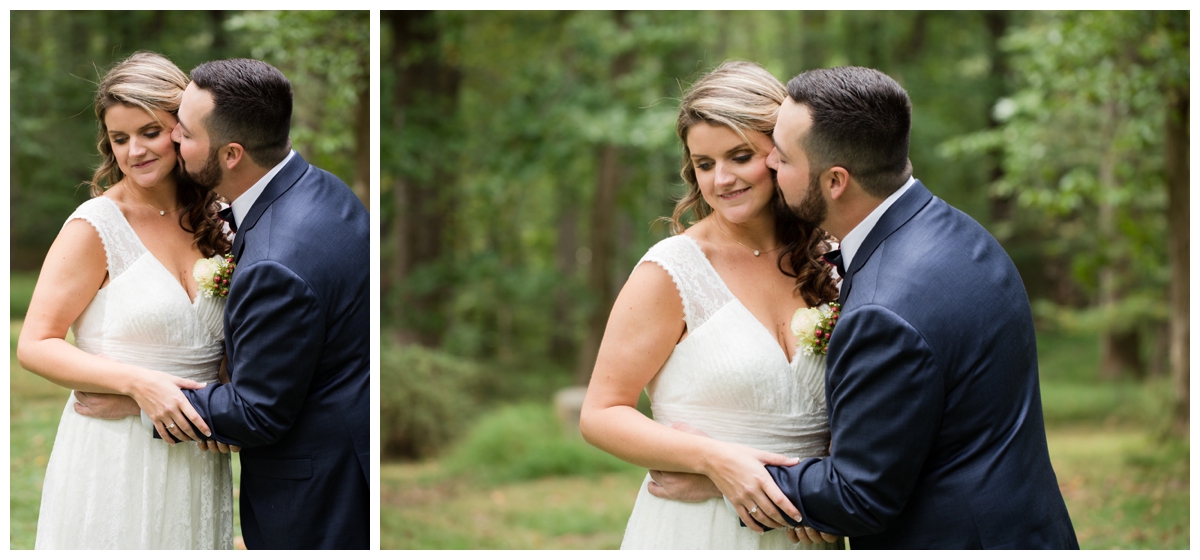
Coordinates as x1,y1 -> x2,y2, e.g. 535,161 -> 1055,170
653,67 -> 1078,549
172,58 -> 370,549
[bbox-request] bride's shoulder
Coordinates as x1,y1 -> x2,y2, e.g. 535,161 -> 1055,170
641,233 -> 703,259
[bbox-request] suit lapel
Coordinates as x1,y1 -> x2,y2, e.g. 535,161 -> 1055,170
231,153 -> 311,262
839,181 -> 934,305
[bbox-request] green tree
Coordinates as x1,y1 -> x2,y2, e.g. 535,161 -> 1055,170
945,12 -> 1187,398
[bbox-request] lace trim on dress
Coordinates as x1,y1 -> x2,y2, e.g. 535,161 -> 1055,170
62,197 -> 146,282
635,235 -> 734,334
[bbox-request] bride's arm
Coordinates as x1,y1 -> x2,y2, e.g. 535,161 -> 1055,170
16,219 -> 211,442
579,261 -> 802,531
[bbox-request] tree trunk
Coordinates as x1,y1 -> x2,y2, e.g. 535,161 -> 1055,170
575,143 -> 624,383
387,11 -> 459,346
574,12 -> 634,384
1097,101 -> 1144,379
1165,85 -> 1189,435
550,204 -> 579,366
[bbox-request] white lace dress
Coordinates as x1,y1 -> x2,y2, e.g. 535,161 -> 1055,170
34,197 -> 234,550
620,235 -> 837,550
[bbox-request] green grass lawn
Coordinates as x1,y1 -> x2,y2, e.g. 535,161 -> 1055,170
380,329 -> 1189,549
9,313 -> 245,549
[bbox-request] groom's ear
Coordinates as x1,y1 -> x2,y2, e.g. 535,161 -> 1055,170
825,166 -> 852,201
221,142 -> 246,171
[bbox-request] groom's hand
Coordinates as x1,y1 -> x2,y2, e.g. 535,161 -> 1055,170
73,391 -> 140,419
648,470 -> 722,502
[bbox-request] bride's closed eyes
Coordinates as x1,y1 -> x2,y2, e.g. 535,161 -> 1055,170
693,151 -> 756,171
109,129 -> 163,145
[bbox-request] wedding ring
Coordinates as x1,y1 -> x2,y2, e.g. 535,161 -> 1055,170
748,505 -> 758,514
167,423 -> 176,429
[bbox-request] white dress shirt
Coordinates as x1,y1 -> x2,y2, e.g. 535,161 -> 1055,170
838,176 -> 916,269
230,150 -> 296,227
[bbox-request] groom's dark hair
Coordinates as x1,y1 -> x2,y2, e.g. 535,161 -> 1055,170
190,58 -> 293,168
786,67 -> 912,198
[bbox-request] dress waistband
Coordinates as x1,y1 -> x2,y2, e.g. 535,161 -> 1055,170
650,402 -> 830,459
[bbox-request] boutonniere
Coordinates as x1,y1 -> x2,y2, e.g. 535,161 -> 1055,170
792,302 -> 841,356
194,254 -> 236,298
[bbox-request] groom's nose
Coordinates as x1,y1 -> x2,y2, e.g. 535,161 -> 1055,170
171,123 -> 181,143
766,147 -> 779,170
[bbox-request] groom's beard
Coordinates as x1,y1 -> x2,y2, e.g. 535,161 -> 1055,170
792,171 -> 828,226
181,145 -> 224,191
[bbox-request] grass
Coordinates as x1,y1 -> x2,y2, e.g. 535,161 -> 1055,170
9,315 -> 245,549
380,329 -> 1189,549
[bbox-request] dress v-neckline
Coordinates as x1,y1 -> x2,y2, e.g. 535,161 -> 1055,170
679,235 -> 802,365
99,197 -> 201,306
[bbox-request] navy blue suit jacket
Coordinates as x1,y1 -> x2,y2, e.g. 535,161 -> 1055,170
766,181 -> 1077,549
185,153 -> 370,549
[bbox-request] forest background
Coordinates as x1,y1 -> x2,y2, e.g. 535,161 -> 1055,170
381,10 -> 1189,549
8,10 -> 370,549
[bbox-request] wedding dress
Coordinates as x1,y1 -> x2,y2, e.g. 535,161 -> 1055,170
620,235 -> 838,550
34,197 -> 234,549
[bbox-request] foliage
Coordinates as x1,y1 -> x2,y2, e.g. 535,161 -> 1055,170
380,342 -> 488,459
441,403 -> 637,486
10,272 -> 39,320
942,11 -> 1187,334
9,10 -> 369,270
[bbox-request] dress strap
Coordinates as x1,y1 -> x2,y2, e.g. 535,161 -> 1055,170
635,235 -> 734,333
62,197 -> 146,282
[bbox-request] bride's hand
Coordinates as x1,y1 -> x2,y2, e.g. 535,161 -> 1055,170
786,524 -> 841,545
198,439 -> 241,454
703,441 -> 802,532
131,371 -> 211,444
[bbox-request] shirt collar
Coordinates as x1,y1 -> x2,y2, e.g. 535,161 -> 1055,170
230,150 -> 296,227
838,175 -> 916,269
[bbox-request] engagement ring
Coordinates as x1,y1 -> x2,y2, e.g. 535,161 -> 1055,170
167,423 -> 175,429
748,505 -> 758,514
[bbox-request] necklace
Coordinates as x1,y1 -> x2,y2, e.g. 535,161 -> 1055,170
713,219 -> 780,257
124,181 -> 178,216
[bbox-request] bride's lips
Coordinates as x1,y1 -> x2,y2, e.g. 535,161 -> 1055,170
719,186 -> 751,200
131,159 -> 157,169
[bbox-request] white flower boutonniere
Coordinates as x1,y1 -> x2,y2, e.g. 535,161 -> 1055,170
792,302 -> 841,356
194,254 -> 236,298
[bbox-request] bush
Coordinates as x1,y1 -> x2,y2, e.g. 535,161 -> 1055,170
442,403 -> 637,485
11,271 -> 39,320
380,342 -> 486,460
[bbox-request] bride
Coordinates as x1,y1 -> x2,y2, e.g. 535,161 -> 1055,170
580,61 -> 841,549
16,51 -> 234,549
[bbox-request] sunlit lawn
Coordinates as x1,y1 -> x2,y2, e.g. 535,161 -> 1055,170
380,330 -> 1189,549
10,271 -> 246,549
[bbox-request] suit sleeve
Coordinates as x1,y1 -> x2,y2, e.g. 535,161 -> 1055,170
766,304 -> 943,536
183,260 -> 325,448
